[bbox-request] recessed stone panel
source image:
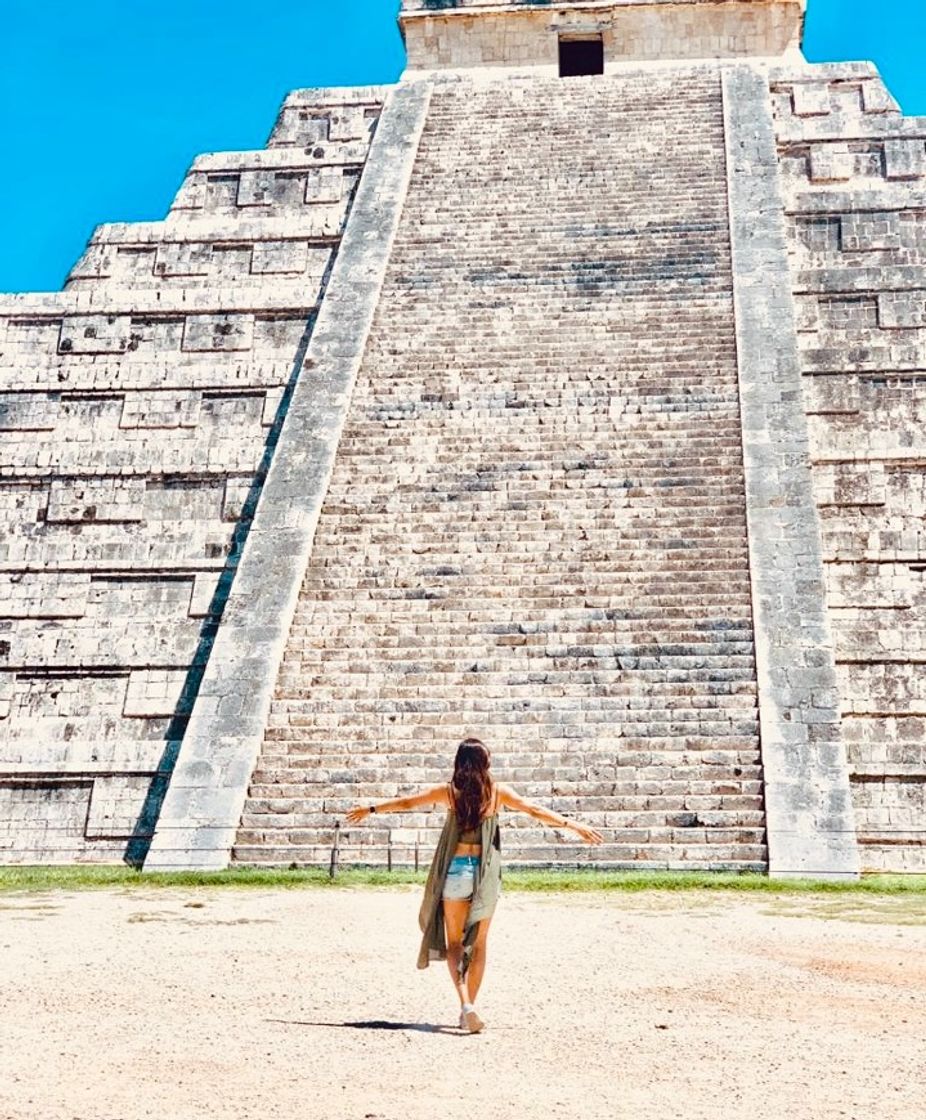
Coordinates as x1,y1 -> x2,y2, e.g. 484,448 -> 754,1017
181,314 -> 255,352
59,315 -> 133,355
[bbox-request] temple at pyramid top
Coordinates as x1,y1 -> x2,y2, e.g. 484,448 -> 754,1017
399,0 -> 807,74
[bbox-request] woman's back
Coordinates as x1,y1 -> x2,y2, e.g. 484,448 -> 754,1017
450,781 -> 498,842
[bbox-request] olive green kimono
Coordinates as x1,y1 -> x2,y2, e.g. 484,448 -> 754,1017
416,807 -> 502,974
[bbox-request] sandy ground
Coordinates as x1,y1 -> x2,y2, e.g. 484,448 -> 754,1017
1,886 -> 925,1120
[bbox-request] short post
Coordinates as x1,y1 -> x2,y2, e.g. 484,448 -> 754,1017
329,820 -> 341,880
387,830 -> 393,873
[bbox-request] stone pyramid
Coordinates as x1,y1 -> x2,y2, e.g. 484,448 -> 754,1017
1,0 -> 923,877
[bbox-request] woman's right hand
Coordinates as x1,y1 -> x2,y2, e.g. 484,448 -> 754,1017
345,806 -> 371,825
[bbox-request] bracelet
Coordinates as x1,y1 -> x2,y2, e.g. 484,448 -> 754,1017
369,805 -> 377,814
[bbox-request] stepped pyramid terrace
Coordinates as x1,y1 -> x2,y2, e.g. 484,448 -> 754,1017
1,0 -> 925,877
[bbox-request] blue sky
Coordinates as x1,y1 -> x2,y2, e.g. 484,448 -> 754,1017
1,0 -> 924,293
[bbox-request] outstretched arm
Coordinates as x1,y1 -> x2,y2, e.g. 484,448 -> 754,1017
345,784 -> 450,825
497,783 -> 603,845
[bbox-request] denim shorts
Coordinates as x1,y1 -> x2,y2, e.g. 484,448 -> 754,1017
442,855 -> 479,901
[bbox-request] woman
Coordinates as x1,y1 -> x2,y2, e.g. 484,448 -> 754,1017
346,737 -> 603,1034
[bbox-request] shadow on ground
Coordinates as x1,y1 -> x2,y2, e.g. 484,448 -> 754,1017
267,1018 -> 460,1035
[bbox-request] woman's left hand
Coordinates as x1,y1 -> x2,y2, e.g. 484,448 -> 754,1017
573,823 -> 604,845
345,806 -> 372,825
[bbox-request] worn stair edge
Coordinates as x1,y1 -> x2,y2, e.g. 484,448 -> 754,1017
722,64 -> 859,880
143,81 -> 431,871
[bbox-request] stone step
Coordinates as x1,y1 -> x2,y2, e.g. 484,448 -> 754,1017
292,597 -> 754,617
304,557 -> 752,569
231,843 -> 768,871
269,702 -> 759,719
250,753 -> 764,777
247,779 -> 765,801
238,819 -> 768,848
275,667 -> 759,686
250,753 -> 763,787
279,641 -> 759,658
299,578 -> 755,596
247,791 -> 766,815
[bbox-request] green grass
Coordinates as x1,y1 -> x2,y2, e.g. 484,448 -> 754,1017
1,865 -> 925,895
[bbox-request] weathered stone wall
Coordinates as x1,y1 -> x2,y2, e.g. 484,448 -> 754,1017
401,0 -> 805,74
0,86 -> 385,863
773,62 -> 926,871
235,68 -> 768,871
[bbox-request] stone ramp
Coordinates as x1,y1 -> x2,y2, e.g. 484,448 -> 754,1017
235,69 -> 767,869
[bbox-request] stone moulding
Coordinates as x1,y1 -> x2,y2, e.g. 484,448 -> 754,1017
143,82 -> 431,871
400,0 -> 807,12
400,0 -> 806,73
722,64 -> 859,880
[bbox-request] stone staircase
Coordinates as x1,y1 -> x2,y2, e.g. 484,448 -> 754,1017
234,69 -> 767,869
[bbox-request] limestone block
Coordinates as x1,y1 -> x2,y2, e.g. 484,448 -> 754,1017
189,574 -> 220,619
879,292 -> 926,329
269,109 -> 329,147
68,243 -> 116,281
840,211 -> 902,252
120,391 -> 202,429
793,295 -> 820,332
253,315 -> 310,353
839,662 -> 926,715
155,243 -> 213,278
791,82 -> 832,118
328,107 -> 368,142
791,215 -> 840,254
250,241 -> 310,276
182,315 -> 254,352
0,573 -> 91,620
171,172 -> 208,211
85,775 -> 152,838
111,247 -> 158,279
199,245 -> 248,281
0,393 -> 59,431
0,675 -> 12,721
46,478 -> 146,524
123,669 -> 189,719
237,171 -> 278,207
0,780 -> 92,853
222,477 -> 252,521
1,315 -> 60,358
826,561 -> 918,611
817,295 -> 878,331
813,463 -> 886,508
808,143 -> 853,183
1,673 -> 126,729
861,79 -> 901,115
261,388 -> 285,427
59,315 -> 132,355
305,168 -> 345,204
884,139 -> 926,181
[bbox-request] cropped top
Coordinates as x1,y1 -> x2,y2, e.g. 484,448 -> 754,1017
449,783 -> 499,843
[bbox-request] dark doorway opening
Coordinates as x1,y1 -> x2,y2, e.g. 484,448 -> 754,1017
558,37 -> 604,78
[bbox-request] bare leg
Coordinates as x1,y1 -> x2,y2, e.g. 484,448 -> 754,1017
466,917 -> 492,1004
442,899 -> 472,1008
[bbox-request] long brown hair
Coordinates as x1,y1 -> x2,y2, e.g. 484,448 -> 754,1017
451,738 -> 492,832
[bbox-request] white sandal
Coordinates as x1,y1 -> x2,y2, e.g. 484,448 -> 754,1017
460,1006 -> 485,1034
